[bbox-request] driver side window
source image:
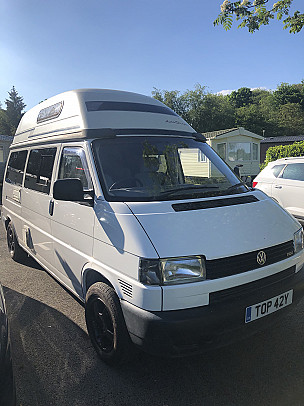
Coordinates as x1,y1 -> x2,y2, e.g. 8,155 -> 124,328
58,147 -> 93,190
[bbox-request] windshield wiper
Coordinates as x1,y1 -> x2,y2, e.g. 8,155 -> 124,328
160,185 -> 219,196
225,182 -> 248,193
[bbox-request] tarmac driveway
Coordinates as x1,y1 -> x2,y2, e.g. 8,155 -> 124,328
0,224 -> 303,406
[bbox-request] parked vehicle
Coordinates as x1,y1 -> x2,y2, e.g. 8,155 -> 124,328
2,89 -> 304,364
0,283 -> 16,406
253,157 -> 304,224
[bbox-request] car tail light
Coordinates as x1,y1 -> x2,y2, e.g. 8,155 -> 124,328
252,181 -> 258,188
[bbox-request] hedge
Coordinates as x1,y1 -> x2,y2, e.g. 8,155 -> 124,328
261,141 -> 304,170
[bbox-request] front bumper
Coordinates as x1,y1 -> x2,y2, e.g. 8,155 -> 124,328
121,265 -> 304,356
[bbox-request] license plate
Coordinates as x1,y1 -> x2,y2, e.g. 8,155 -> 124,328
245,289 -> 293,323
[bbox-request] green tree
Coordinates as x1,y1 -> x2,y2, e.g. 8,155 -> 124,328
229,87 -> 253,108
276,103 -> 304,135
251,88 -> 273,104
197,93 -> 235,131
5,86 -> 26,136
214,0 -> 304,33
153,84 -> 207,130
152,84 -> 235,132
235,104 -> 265,134
152,88 -> 190,119
153,83 -> 304,138
180,85 -> 209,130
0,109 -> 11,135
273,82 -> 304,108
257,91 -> 282,137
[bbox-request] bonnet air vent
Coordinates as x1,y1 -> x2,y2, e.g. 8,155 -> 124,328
172,195 -> 259,212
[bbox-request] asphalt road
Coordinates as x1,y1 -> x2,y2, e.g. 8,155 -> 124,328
0,224 -> 304,406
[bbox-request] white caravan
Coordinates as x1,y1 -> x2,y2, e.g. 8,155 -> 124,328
2,89 -> 304,364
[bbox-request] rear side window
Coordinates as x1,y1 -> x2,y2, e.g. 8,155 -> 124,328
282,163 -> 304,181
271,164 -> 285,178
5,150 -> 28,186
24,148 -> 57,194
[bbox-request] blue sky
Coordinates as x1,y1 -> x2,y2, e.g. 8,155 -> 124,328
0,0 -> 303,110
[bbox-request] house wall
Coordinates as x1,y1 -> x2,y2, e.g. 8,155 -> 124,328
209,134 -> 261,178
178,149 -> 210,178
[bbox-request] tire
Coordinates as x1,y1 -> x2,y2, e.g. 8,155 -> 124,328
6,222 -> 27,262
85,282 -> 131,365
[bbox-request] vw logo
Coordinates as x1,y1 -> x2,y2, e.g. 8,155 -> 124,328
257,251 -> 267,266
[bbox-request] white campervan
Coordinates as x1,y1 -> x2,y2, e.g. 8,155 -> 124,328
2,89 -> 304,364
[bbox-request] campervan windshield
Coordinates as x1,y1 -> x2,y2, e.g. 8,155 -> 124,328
92,136 -> 248,202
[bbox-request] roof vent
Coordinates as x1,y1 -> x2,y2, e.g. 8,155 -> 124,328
37,101 -> 64,123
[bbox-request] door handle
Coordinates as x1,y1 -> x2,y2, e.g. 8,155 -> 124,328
49,200 -> 54,216
274,185 -> 282,189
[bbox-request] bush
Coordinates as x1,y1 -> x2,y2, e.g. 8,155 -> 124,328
261,141 -> 304,170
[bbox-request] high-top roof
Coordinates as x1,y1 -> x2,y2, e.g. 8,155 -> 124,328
12,89 -> 194,147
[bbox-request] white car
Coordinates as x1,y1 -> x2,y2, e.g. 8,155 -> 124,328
253,157 -> 304,224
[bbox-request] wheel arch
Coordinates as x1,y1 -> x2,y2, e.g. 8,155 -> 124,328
4,215 -> 12,230
82,267 -> 117,298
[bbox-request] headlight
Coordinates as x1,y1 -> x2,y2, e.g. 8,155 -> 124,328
294,228 -> 304,254
139,259 -> 162,285
139,256 -> 206,285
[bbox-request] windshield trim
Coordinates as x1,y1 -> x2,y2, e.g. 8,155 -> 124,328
84,128 -> 198,139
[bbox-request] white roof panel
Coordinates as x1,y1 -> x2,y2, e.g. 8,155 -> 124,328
13,89 -> 194,147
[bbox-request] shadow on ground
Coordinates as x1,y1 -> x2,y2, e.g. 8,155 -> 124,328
4,285 -> 304,406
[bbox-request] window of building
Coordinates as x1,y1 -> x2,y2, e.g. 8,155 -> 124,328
24,148 -> 57,193
217,143 -> 226,160
252,143 -> 259,161
228,142 -> 251,161
5,150 -> 28,186
198,150 -> 207,162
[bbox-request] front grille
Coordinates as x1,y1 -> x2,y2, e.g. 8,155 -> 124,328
206,240 -> 294,280
210,265 -> 296,304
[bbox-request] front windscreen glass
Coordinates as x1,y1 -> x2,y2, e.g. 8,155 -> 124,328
92,136 -> 248,202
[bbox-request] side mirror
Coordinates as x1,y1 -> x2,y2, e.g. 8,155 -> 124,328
53,178 -> 84,201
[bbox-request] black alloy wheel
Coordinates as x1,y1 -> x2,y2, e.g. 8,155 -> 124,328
85,282 -> 131,365
7,224 -> 16,258
91,297 -> 114,353
6,222 -> 26,262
